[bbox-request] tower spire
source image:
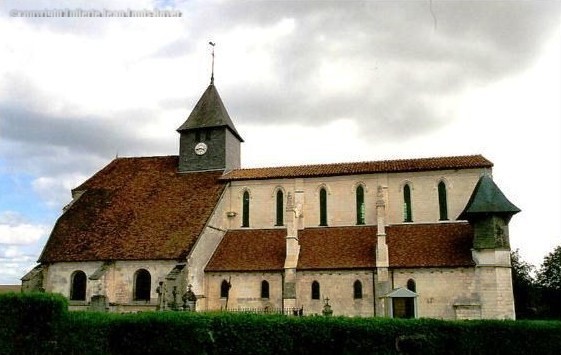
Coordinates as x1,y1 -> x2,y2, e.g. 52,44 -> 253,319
209,41 -> 215,85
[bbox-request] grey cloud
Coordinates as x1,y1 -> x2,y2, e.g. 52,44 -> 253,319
185,0 -> 559,143
0,104 -> 176,174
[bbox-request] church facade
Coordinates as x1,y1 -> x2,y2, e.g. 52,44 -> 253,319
22,83 -> 520,319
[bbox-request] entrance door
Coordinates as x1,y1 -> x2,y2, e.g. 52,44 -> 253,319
393,297 -> 415,318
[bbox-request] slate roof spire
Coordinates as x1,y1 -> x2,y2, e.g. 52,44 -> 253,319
458,174 -> 520,222
176,84 -> 243,142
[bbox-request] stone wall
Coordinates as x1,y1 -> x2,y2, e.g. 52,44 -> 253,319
224,168 -> 485,229
186,187 -> 229,297
204,272 -> 283,311
472,249 -> 515,319
296,271 -> 375,317
44,260 -> 178,310
392,267 -> 478,319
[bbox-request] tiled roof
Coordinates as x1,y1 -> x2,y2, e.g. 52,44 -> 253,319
387,223 -> 474,267
298,226 -> 378,270
205,229 -> 286,272
39,156 -> 226,263
205,223 -> 474,272
220,155 -> 492,181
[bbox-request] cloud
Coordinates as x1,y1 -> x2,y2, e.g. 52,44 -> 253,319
169,0 -> 560,145
0,212 -> 48,245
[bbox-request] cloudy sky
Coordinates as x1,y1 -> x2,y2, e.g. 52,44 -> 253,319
0,0 -> 560,284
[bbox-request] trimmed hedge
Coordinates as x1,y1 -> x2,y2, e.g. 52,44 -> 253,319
2,293 -> 561,354
0,292 -> 67,354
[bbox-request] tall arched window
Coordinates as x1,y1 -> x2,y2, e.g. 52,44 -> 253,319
275,190 -> 284,226
407,279 -> 416,292
356,185 -> 365,225
403,184 -> 413,222
319,188 -> 327,226
261,280 -> 270,299
220,279 -> 230,298
311,281 -> 320,300
242,191 -> 250,227
133,269 -> 151,301
438,181 -> 448,220
353,280 -> 363,299
70,270 -> 87,301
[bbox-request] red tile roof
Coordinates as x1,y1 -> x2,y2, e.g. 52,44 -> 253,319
205,223 -> 474,272
220,155 -> 492,181
387,223 -> 474,268
298,226 -> 378,270
39,156 -> 226,262
205,229 -> 286,272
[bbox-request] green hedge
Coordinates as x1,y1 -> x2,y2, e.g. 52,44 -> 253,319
2,293 -> 561,354
0,292 -> 67,354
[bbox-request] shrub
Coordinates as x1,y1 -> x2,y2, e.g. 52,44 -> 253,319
1,295 -> 561,354
0,292 -> 67,354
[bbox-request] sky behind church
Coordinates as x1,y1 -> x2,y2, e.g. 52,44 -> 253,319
0,0 -> 560,284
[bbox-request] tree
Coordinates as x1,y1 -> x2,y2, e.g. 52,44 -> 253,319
537,245 -> 561,318
510,249 -> 538,319
537,245 -> 561,290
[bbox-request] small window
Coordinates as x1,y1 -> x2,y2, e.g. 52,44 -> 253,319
205,130 -> 212,141
195,131 -> 201,142
133,269 -> 151,301
403,184 -> 413,222
70,270 -> 87,301
275,190 -> 284,226
319,188 -> 327,226
356,185 -> 365,225
438,181 -> 448,220
261,280 -> 270,299
407,279 -> 416,293
220,279 -> 230,298
311,281 -> 320,300
353,280 -> 363,299
242,191 -> 250,227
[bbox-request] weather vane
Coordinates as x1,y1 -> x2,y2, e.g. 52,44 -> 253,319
209,41 -> 215,85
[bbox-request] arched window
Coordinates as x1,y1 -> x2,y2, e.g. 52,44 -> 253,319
242,191 -> 250,227
133,269 -> 151,301
275,190 -> 284,226
261,280 -> 270,299
70,270 -> 87,301
403,184 -> 413,222
356,185 -> 365,225
407,279 -> 416,292
319,188 -> 327,226
311,281 -> 320,300
220,279 -> 230,298
438,181 -> 448,220
353,280 -> 363,299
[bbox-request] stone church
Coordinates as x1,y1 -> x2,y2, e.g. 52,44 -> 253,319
22,81 -> 520,319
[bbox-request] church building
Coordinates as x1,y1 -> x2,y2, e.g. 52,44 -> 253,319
22,80 -> 520,319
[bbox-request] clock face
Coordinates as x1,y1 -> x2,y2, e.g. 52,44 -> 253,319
194,142 -> 208,155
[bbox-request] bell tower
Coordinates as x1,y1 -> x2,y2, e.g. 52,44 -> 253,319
177,83 -> 243,173
177,43 -> 243,173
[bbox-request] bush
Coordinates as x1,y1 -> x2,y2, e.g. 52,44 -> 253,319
0,292 -> 67,354
1,294 -> 561,354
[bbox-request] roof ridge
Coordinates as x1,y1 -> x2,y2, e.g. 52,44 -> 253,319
225,154 -> 488,172
220,154 -> 492,181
